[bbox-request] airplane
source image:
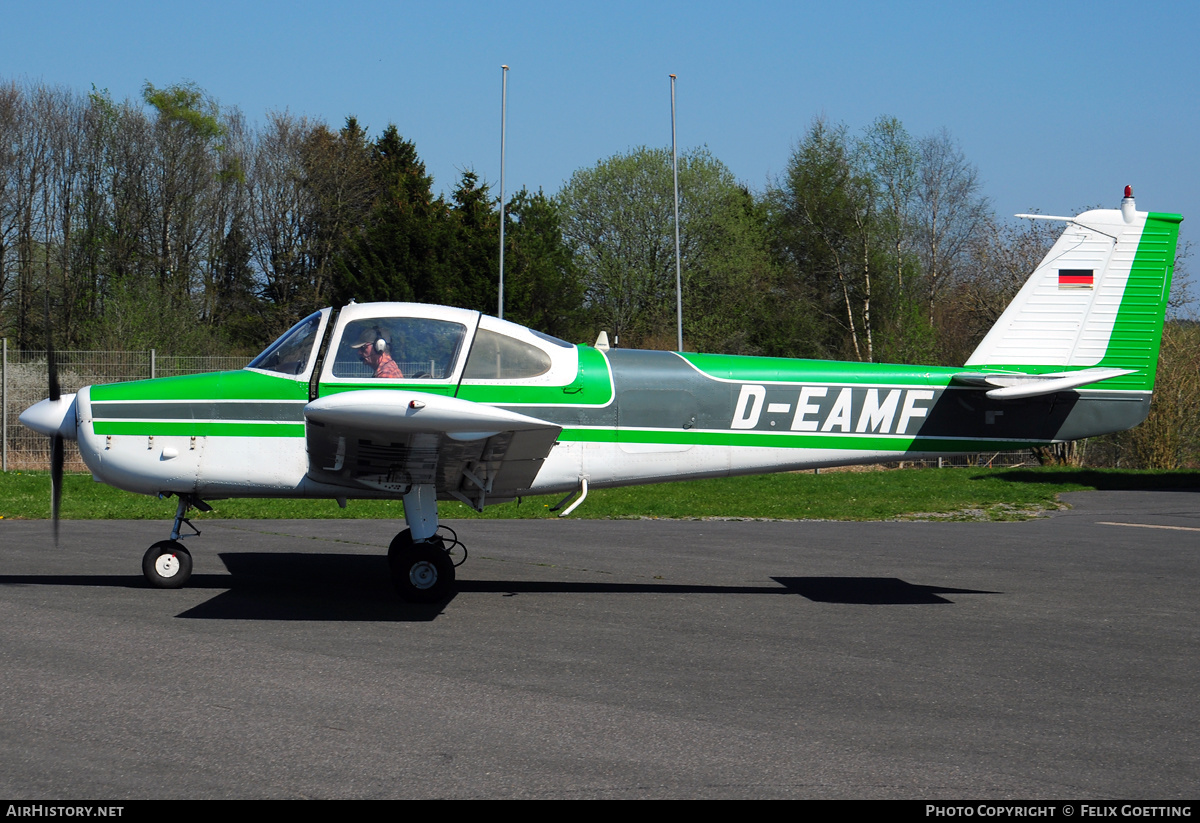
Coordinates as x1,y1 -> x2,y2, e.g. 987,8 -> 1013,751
19,187 -> 1183,603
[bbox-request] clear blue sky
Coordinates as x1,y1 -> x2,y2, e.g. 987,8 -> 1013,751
4,0 -> 1197,251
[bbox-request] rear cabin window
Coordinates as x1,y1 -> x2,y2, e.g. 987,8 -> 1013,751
463,329 -> 552,379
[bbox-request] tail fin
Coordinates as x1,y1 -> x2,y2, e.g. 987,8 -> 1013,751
965,187 -> 1182,394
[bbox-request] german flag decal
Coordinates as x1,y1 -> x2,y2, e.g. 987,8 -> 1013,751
1058,269 -> 1094,289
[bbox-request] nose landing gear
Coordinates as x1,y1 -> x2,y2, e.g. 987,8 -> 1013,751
141,494 -> 207,589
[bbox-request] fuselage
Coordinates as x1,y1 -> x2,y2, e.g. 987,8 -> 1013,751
65,300 -> 1151,503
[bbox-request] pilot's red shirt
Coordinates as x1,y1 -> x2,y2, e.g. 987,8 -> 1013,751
373,351 -> 403,379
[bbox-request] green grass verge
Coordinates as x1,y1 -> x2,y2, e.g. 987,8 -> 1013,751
2,467 -> 1199,523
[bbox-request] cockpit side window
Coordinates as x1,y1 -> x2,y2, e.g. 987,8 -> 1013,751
463,329 -> 552,379
331,318 -> 467,380
246,311 -> 324,377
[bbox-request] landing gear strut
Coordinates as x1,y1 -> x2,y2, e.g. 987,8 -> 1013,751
389,484 -> 465,603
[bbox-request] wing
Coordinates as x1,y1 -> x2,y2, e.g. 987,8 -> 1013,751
304,390 -> 562,509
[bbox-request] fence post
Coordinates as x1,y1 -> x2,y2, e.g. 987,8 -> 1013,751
151,349 -> 156,380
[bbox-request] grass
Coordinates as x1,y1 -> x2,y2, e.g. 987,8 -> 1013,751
2,467 -> 1199,523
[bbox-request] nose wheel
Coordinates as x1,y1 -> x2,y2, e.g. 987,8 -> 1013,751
142,540 -> 193,588
388,529 -> 458,603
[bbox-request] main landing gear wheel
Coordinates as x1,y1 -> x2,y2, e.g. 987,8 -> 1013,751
388,531 -> 455,604
142,540 -> 193,589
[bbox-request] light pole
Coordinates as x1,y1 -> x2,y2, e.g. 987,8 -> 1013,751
498,64 -> 508,319
670,74 -> 682,351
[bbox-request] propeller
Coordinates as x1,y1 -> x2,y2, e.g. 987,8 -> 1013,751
19,297 -> 78,539
44,293 -> 62,544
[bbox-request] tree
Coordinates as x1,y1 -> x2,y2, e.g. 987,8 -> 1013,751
557,146 -> 773,352
769,117 -> 877,360
501,187 -> 591,342
301,117 -> 373,307
1122,322 -> 1200,468
0,81 -> 20,339
142,82 -> 228,305
853,116 -> 934,362
914,129 -> 990,330
247,111 -> 318,335
440,170 -> 499,312
249,112 -> 375,338
331,125 -> 447,308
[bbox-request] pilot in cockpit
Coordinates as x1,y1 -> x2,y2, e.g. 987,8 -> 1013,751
349,326 -> 404,379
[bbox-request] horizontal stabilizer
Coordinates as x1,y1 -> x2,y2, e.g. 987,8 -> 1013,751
952,367 -> 1136,399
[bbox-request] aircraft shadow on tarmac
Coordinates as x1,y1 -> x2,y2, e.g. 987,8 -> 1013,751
0,552 -> 998,621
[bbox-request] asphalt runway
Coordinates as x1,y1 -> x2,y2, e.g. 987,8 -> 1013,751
1,490 -> 1197,799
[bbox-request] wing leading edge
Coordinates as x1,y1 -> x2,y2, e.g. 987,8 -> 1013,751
304,390 -> 562,509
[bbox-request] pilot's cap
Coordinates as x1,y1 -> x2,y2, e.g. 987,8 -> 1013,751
349,327 -> 383,349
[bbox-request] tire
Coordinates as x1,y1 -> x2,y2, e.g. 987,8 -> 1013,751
389,531 -> 454,603
142,540 -> 193,589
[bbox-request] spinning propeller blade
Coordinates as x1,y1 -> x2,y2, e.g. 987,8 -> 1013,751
44,293 -> 62,544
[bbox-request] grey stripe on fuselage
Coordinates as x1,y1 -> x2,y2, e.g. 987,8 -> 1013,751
91,401 -> 307,422
503,350 -> 1150,443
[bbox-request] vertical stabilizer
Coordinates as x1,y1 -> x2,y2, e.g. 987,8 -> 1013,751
965,188 -> 1181,392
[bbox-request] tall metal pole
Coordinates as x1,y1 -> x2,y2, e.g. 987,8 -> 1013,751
498,64 -> 509,320
2,337 -> 7,472
670,74 -> 682,351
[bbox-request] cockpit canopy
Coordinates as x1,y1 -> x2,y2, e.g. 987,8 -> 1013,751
245,303 -> 579,388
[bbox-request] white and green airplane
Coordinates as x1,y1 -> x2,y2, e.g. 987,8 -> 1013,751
20,188 -> 1183,602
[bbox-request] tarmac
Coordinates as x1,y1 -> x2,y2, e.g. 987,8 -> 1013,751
1,489 -> 1197,798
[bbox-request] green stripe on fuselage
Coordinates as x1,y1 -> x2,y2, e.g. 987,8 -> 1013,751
90,370 -> 310,402
89,370 -> 310,438
91,421 -> 305,437
679,353 -> 960,385
561,425 -> 1046,452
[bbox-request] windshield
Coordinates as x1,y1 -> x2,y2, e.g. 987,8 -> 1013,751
246,311 -> 324,376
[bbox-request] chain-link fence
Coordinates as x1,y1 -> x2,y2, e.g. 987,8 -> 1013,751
2,342 -> 245,471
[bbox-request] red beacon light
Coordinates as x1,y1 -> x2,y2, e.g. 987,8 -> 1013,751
1120,185 -> 1136,223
